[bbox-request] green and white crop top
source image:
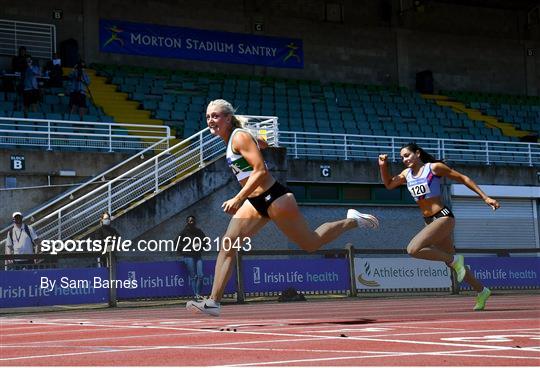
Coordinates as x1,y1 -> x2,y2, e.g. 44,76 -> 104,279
226,128 -> 260,181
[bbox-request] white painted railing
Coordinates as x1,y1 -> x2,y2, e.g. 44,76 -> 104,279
0,19 -> 56,59
0,117 -> 171,152
0,138 -> 169,240
279,131 -> 540,167
243,115 -> 279,146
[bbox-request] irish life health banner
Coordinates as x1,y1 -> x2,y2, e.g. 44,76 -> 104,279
243,259 -> 349,293
461,257 -> 539,289
116,261 -> 236,299
99,19 -> 304,68
1,268 -> 109,308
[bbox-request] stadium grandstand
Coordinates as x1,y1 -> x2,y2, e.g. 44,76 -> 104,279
0,0 -> 539,366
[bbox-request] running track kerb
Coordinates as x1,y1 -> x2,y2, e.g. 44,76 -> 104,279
1,294 -> 539,366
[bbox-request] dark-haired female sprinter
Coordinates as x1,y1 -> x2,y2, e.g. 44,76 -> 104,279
378,143 -> 499,311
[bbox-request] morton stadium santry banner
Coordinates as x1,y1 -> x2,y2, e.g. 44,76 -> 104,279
99,19 -> 304,68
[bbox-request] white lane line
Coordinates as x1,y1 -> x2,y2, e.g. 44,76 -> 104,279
0,338 -> 393,362
0,345 -> 419,354
1,296 -> 537,322
3,316 -> 538,334
0,327 -> 122,338
223,348 -> 540,367
0,344 -> 480,363
2,313 -> 537,335
0,331 -> 207,346
3,344 -> 539,357
3,318 -> 538,348
213,308 -> 540,322
2,320 -> 539,363
223,341 -> 540,367
3,342 -> 538,365
0,346 -> 166,362
1,315 -> 538,364
311,327 -> 540,337
6,318 -> 539,353
3,338 -> 539,363
358,317 -> 540,327
223,316 -> 540,334
343,335 -> 540,353
2,299 -> 536,323
7,326 -> 537,348
0,333 -> 328,348
432,352 -> 540,360
3,315 -> 532,331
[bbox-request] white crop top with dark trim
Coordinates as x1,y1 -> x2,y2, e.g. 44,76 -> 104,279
226,128 -> 259,182
405,163 -> 442,202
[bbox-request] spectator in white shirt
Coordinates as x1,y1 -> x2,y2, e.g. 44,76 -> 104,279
5,211 -> 41,269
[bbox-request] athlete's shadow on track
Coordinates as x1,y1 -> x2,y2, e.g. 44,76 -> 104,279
202,318 -> 379,330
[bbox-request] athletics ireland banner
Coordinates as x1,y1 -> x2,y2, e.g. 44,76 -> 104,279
354,257 -> 451,291
99,19 -> 303,68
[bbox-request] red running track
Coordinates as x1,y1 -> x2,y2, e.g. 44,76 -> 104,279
1,293 -> 539,366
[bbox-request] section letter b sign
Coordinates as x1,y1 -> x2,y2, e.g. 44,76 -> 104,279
10,155 -> 25,171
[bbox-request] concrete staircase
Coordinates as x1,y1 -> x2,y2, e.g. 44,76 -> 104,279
105,148 -> 287,260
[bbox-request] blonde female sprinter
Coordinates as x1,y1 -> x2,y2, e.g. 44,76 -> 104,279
187,99 -> 379,316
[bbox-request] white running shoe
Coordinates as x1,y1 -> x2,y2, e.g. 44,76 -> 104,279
186,298 -> 221,317
347,209 -> 379,229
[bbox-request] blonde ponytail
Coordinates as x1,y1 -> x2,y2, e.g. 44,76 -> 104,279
231,114 -> 247,129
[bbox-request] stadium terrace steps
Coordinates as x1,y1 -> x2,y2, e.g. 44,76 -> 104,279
442,91 -> 540,142
78,68 -> 179,147
422,94 -> 537,141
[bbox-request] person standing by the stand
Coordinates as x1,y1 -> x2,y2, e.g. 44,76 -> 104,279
69,60 -> 90,120
177,216 -> 206,300
87,212 -> 120,268
5,212 -> 41,270
22,56 -> 41,114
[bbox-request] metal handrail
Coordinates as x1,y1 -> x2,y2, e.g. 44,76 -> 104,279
0,19 -> 56,58
0,138 -> 168,237
0,117 -> 170,152
279,131 -> 540,166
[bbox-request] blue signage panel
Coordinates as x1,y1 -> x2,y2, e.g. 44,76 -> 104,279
99,19 -> 304,68
243,258 -> 349,293
463,257 -> 539,289
0,268 -> 109,308
116,260 -> 236,299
